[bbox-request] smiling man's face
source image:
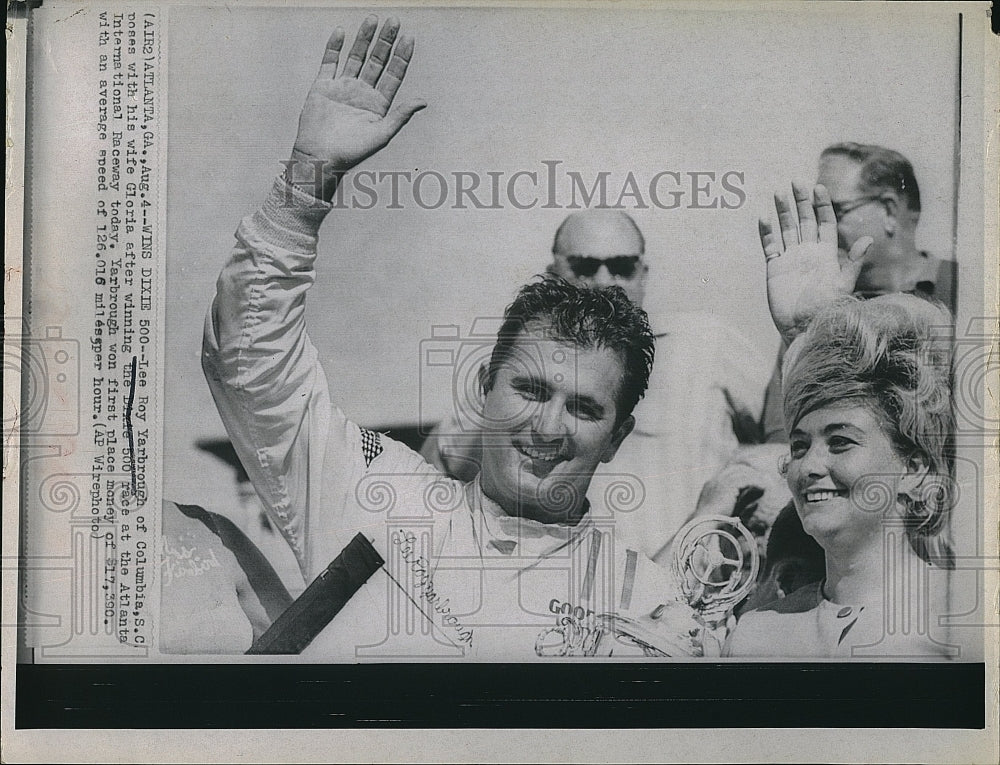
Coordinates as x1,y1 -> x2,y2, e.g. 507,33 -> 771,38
477,324 -> 635,524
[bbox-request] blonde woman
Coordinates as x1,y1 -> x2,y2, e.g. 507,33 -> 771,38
725,184 -> 955,658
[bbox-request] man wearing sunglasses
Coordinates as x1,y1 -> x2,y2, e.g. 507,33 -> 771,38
545,209 -> 649,306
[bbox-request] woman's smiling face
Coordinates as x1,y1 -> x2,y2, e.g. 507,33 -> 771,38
785,403 -> 912,549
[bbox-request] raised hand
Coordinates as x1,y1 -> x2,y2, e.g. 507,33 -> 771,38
290,16 -> 426,200
760,183 -> 873,344
694,444 -> 792,557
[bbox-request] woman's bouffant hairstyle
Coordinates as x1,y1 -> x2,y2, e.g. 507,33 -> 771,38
781,294 -> 956,568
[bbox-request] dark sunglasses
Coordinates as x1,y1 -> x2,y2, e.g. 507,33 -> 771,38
565,255 -> 641,279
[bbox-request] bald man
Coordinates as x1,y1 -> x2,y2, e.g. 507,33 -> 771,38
546,209 -> 649,306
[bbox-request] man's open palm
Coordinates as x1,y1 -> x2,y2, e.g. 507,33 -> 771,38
292,16 -> 426,178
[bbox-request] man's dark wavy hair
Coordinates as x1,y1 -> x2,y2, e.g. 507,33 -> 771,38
483,277 -> 655,426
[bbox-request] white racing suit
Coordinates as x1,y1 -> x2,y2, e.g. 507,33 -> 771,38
202,177 -> 698,660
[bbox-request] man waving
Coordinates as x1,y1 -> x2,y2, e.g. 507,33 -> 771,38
203,17 -> 699,659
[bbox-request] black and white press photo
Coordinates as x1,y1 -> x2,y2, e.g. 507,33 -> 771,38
5,1 -> 996,761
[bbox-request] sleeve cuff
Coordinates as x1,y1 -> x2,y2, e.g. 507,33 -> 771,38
246,176 -> 334,254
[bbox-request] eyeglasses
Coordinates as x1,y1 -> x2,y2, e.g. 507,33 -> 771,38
830,194 -> 883,219
564,255 -> 641,279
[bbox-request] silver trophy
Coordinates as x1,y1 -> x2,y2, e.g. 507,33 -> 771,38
533,515 -> 760,658
670,514 -> 759,653
604,515 -> 759,657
